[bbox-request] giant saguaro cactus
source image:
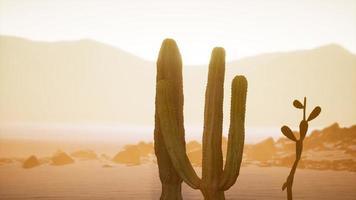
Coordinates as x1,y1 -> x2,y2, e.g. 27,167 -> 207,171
154,39 -> 185,200
155,38 -> 247,200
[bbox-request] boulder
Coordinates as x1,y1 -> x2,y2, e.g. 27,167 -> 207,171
186,141 -> 201,152
113,145 -> 140,165
71,150 -> 98,160
136,141 -> 154,156
246,137 -> 276,161
112,142 -> 154,166
23,155 -> 40,169
0,158 -> 13,166
51,151 -> 74,166
187,149 -> 202,166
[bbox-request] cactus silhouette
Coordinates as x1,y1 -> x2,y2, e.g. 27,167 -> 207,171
281,97 -> 321,200
154,38 -> 247,200
154,39 -> 184,200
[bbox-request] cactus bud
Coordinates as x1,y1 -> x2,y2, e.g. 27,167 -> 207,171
307,106 -> 321,121
281,126 -> 297,142
293,100 -> 304,109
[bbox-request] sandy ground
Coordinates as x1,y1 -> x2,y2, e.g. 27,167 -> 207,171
0,161 -> 355,200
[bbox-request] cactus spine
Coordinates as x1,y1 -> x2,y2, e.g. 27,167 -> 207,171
155,39 -> 247,200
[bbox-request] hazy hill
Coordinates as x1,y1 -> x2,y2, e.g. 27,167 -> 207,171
0,36 -> 154,125
0,35 -> 355,128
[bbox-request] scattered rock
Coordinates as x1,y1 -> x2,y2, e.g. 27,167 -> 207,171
113,145 -> 141,165
0,158 -> 13,165
136,142 -> 154,156
102,164 -> 113,168
246,137 -> 276,161
188,149 -> 202,166
22,155 -> 40,169
51,151 -> 74,166
71,150 -> 98,160
112,142 -> 154,166
187,141 -> 201,152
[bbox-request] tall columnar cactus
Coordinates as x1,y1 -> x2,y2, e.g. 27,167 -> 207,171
281,97 -> 321,200
154,39 -> 184,200
155,38 -> 247,200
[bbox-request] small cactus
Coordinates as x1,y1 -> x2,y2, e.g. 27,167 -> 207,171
154,38 -> 247,200
281,97 -> 321,200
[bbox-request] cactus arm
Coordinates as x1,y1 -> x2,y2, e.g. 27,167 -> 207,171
157,80 -> 201,189
201,48 -> 226,189
219,76 -> 247,190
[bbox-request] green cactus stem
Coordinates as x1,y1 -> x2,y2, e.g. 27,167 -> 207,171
281,97 -> 321,200
155,40 -> 247,200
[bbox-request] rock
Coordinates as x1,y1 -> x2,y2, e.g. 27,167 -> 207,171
102,164 -> 113,168
51,151 -> 74,166
112,142 -> 154,166
186,141 -> 201,152
71,150 -> 98,160
305,123 -> 356,150
0,158 -> 13,165
276,155 -> 295,167
246,137 -> 276,161
136,141 -> 154,156
22,155 -> 40,169
113,145 -> 141,165
187,149 -> 202,166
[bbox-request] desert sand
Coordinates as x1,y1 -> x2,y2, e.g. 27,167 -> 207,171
0,161 -> 355,200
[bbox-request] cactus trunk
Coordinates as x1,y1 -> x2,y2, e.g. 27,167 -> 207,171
154,39 -> 185,199
202,190 -> 225,200
160,183 -> 183,200
155,39 -> 247,199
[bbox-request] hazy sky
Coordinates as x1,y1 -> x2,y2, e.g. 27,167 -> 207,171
1,0 -> 355,64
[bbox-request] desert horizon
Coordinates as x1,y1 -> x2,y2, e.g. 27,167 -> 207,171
0,121 -> 354,157
1,121 -> 355,169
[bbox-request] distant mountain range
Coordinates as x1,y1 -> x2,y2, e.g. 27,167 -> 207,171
0,35 -> 355,128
